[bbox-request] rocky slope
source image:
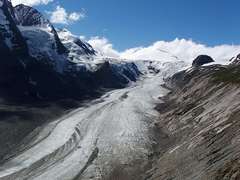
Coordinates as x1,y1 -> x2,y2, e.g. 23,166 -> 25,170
146,63 -> 240,180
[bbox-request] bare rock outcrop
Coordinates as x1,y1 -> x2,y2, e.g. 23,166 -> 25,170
192,55 -> 215,67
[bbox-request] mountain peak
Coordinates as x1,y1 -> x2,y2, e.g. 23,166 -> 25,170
57,28 -> 97,60
14,4 -> 50,27
13,4 -> 68,54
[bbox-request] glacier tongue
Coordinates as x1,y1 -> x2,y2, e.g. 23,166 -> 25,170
0,73 -> 169,180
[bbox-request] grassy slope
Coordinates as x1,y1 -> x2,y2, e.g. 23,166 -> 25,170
213,65 -> 240,84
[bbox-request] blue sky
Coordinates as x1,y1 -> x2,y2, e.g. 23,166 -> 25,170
30,0 -> 240,51
11,0 -> 240,63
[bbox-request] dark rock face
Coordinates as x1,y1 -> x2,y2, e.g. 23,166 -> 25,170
94,62 -> 133,88
14,4 -> 68,54
0,0 -> 28,55
236,54 -> 240,60
4,0 -> 17,21
14,4 -> 49,26
74,38 -> 96,56
230,53 -> 240,65
192,55 -> 214,67
0,0 -> 30,100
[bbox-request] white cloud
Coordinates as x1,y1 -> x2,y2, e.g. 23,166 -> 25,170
88,37 -> 240,64
49,6 -> 85,25
79,35 -> 86,40
88,37 -> 120,58
49,6 -> 68,24
69,12 -> 85,21
11,0 -> 53,6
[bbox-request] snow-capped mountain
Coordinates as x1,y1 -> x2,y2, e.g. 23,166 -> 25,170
0,0 -> 27,54
230,53 -> 240,65
57,28 -> 100,71
58,28 -> 96,60
14,4 -> 67,54
0,0 -> 189,101
134,60 -> 188,78
13,4 -> 69,73
0,0 -> 143,100
15,4 -> 52,26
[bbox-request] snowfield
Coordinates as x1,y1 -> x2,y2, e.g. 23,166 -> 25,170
0,74 -> 169,180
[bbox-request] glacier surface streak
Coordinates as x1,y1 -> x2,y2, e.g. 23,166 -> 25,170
0,74 -> 168,180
